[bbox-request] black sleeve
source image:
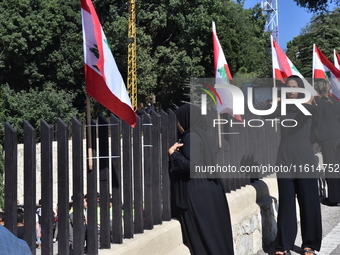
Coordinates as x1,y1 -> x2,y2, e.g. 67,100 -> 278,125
336,100 -> 340,121
169,133 -> 204,173
309,103 -> 320,143
261,102 -> 281,119
169,151 -> 190,173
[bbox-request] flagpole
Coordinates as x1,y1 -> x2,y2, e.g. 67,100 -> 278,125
312,44 -> 315,89
86,94 -> 93,171
273,78 -> 278,133
218,114 -> 222,148
271,36 -> 278,132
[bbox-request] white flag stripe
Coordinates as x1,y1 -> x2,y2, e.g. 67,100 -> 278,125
334,49 -> 340,70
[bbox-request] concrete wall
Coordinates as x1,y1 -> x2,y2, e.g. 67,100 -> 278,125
99,176 -> 280,255
228,176 -> 278,254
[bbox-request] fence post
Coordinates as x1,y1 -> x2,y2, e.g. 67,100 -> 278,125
167,110 -> 178,218
40,119 -> 54,255
87,119 -> 98,255
23,121 -> 37,254
133,116 -> 144,233
161,110 -> 171,221
72,117 -> 85,254
4,122 -> 17,234
57,118 -> 70,255
243,121 -> 251,185
122,120 -> 133,238
151,111 -> 161,225
98,115 -> 111,248
143,113 -> 153,229
110,115 -> 122,243
231,121 -> 242,190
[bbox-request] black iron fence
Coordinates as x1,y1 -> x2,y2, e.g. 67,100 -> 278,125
3,108 -> 280,255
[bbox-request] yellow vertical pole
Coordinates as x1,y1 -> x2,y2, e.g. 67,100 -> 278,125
127,0 -> 137,110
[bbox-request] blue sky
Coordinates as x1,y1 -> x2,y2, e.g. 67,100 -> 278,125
243,0 -> 337,50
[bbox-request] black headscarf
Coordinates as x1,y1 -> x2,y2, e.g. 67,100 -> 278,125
175,104 -> 215,166
284,75 -> 309,114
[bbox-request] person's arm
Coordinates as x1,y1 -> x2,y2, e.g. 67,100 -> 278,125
169,141 -> 189,172
169,133 -> 204,173
309,100 -> 320,144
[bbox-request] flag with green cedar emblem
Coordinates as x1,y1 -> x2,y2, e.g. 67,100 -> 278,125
313,44 -> 340,100
271,35 -> 317,96
212,21 -> 242,121
81,0 -> 136,126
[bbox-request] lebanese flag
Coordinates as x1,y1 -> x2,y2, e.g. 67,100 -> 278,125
212,21 -> 242,121
334,49 -> 340,70
271,35 -> 317,95
313,44 -> 340,100
81,0 -> 136,127
212,22 -> 233,83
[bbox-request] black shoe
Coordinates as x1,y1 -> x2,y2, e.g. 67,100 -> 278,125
321,197 -> 339,206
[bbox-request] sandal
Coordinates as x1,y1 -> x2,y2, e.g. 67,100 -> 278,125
303,248 -> 316,255
275,251 -> 291,255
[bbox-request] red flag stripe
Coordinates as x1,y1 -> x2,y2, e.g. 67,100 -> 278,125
212,30 -> 219,79
272,38 -> 292,78
85,65 -> 136,126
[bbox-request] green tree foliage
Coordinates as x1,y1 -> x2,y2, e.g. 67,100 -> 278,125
111,0 -> 271,108
286,8 -> 340,77
0,143 -> 3,210
0,83 -> 79,142
294,0 -> 340,12
0,0 -> 84,106
0,0 -> 271,117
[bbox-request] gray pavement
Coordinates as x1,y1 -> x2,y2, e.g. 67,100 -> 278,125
35,241 -> 58,255
255,203 -> 340,255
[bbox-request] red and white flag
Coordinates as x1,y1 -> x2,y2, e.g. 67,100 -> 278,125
212,22 -> 233,83
334,49 -> 340,70
313,44 -> 340,100
271,35 -> 317,95
81,0 -> 136,126
212,21 -> 242,121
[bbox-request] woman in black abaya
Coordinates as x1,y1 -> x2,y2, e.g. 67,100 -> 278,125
168,104 -> 234,255
268,76 -> 322,255
314,79 -> 340,205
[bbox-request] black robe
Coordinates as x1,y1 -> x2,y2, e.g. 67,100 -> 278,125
314,96 -> 340,203
170,130 -> 234,255
170,104 -> 234,255
267,103 -> 322,252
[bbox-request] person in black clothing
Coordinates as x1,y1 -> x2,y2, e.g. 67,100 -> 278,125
314,79 -> 340,205
145,101 -> 155,115
168,104 -> 234,255
17,212 -> 25,240
267,76 -> 322,255
135,102 -> 147,117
